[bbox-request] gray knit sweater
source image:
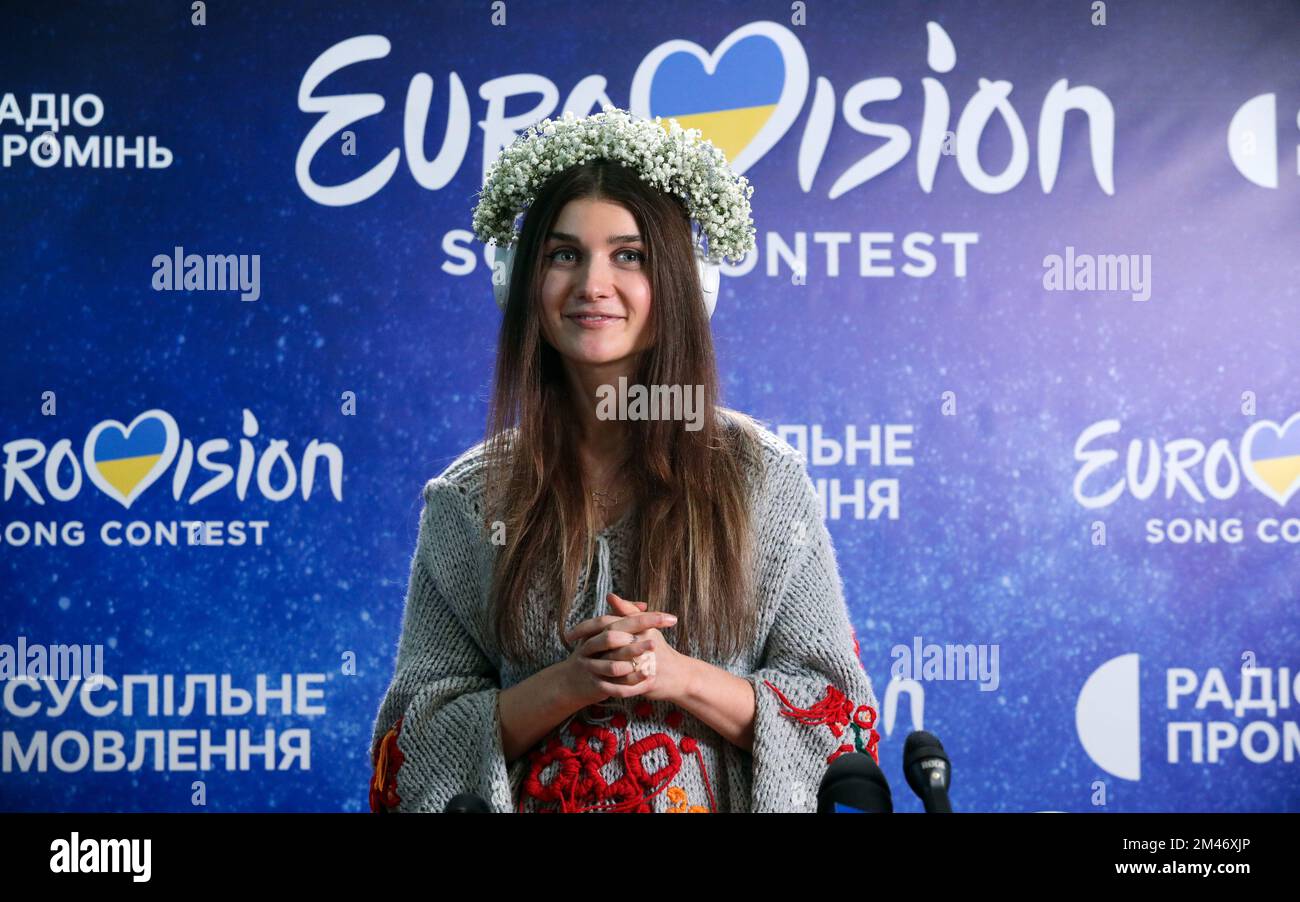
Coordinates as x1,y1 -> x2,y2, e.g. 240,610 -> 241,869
369,422 -> 880,813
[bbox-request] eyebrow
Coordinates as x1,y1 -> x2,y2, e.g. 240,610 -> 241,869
545,231 -> 643,244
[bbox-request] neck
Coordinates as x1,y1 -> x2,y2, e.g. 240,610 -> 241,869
563,357 -> 635,467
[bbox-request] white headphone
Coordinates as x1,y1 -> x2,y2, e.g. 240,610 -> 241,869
492,242 -> 721,319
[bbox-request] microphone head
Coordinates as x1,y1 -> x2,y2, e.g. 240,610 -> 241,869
903,730 -> 951,798
444,793 -> 492,813
816,752 -> 893,813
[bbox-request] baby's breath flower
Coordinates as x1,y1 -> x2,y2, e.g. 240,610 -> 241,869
470,106 -> 756,265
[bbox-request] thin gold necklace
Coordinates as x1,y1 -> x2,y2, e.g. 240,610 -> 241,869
589,459 -> 626,515
591,488 -> 623,509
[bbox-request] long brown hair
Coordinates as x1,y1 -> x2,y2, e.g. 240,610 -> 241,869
483,157 -> 761,666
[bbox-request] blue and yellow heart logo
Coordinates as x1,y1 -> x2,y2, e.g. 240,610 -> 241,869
1241,412 -> 1300,506
631,21 -> 810,175
83,409 -> 180,509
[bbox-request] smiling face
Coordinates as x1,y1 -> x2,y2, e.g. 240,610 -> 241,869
538,197 -> 654,369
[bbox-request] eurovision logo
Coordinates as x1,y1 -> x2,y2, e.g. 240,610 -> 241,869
296,19 -> 1116,205
5,408 -> 344,509
1073,412 -> 1300,544
1075,412 -> 1300,508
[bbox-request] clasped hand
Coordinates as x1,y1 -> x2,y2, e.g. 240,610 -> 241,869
561,592 -> 691,706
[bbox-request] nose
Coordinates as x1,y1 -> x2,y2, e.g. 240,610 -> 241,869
576,254 -> 615,301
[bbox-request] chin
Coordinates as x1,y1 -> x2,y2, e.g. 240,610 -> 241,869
564,340 -> 634,362
569,349 -> 632,366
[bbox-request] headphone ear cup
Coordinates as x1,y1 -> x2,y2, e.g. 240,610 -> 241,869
492,243 -> 515,311
696,248 -> 720,319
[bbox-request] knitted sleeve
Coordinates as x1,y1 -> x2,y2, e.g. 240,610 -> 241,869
741,448 -> 881,813
369,481 -> 513,813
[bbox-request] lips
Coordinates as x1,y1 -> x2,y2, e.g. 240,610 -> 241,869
566,313 -> 625,328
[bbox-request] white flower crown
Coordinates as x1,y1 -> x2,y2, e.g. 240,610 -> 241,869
471,105 -> 757,265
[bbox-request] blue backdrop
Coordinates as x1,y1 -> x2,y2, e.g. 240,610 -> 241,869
2,0 -> 1298,812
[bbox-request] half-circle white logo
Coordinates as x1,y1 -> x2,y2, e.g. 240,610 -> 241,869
1076,653 -> 1141,781
1227,93 -> 1278,189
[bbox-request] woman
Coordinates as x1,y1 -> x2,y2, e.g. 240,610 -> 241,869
370,107 -> 879,813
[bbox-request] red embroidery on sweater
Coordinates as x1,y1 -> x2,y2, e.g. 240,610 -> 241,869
369,715 -> 406,813
619,732 -> 680,794
573,725 -> 619,794
679,735 -> 718,812
518,710 -> 708,813
521,743 -> 581,806
850,703 -> 880,763
762,679 -> 881,766
828,743 -> 856,764
862,728 -> 880,763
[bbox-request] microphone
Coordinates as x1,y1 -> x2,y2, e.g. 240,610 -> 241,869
444,793 -> 492,813
903,730 -> 953,813
816,751 -> 893,813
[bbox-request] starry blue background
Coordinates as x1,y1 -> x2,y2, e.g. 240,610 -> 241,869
1,0 -> 1297,812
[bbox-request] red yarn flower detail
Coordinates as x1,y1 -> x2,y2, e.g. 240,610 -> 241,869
762,680 -> 881,766
679,735 -> 718,812
369,715 -> 406,813
573,725 -> 620,794
518,712 -> 699,813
